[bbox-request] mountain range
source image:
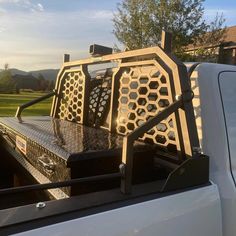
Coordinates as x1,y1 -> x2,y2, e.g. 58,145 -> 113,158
0,67 -> 110,92
9,68 -> 59,81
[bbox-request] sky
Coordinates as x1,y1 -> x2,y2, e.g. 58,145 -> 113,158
0,0 -> 236,71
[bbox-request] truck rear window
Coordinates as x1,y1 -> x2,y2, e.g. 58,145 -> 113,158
219,71 -> 236,182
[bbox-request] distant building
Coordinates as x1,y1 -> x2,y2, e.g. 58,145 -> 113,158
12,74 -> 38,91
185,25 -> 236,65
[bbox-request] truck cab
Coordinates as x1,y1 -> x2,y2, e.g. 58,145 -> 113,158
190,63 -> 236,236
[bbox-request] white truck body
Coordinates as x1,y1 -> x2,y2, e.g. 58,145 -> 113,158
10,63 -> 236,236
15,185 -> 221,236
191,63 -> 236,236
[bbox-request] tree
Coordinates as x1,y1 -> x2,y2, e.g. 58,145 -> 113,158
4,63 -> 9,71
113,0 -> 226,55
37,74 -> 48,91
113,0 -> 152,50
0,67 -> 15,93
47,80 -> 55,91
193,13 -> 226,62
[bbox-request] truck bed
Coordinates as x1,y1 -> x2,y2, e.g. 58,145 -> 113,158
0,182 -> 221,236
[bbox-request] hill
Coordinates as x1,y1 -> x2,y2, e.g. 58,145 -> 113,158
0,68 -> 57,92
10,68 -> 28,76
9,68 -> 59,81
30,69 -> 59,81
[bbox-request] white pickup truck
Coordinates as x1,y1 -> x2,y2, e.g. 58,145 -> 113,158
0,42 -> 236,236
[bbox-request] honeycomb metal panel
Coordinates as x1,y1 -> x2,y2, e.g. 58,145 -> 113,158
89,76 -> 112,127
116,65 -> 178,152
191,69 -> 203,148
50,46 -> 199,162
57,70 -> 85,123
54,68 -> 112,128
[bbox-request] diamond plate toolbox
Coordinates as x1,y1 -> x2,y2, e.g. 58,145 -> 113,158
0,116 -> 151,198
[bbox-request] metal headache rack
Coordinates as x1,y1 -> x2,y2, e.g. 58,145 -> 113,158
0,31 -> 209,202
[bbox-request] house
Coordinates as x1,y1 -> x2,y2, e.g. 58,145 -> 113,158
185,25 -> 236,65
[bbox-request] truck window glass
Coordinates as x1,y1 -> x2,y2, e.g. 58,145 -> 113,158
219,71 -> 236,180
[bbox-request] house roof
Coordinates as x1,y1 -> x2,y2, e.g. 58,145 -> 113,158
185,25 -> 236,51
224,25 -> 236,43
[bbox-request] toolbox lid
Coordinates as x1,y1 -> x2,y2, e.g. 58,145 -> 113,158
0,116 -> 151,164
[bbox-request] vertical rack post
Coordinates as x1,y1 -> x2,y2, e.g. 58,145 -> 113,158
161,31 -> 172,53
64,54 -> 70,63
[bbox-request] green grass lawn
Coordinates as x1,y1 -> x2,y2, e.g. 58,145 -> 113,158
0,92 -> 52,117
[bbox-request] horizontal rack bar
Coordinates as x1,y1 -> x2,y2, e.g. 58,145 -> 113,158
0,172 -> 121,195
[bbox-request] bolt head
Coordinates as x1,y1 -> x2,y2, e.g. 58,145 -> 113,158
36,202 -> 46,209
119,163 -> 126,176
175,94 -> 181,101
193,146 -> 202,154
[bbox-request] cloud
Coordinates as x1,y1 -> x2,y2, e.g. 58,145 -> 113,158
0,9 -> 117,70
0,26 -> 5,32
0,6 -> 6,14
88,10 -> 113,19
0,0 -> 44,13
36,3 -> 43,12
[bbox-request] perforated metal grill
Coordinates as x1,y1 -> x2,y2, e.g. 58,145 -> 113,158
116,65 -> 178,151
54,68 -> 112,127
89,76 -> 112,127
50,45 -> 199,161
190,68 -> 202,147
58,70 -> 85,123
